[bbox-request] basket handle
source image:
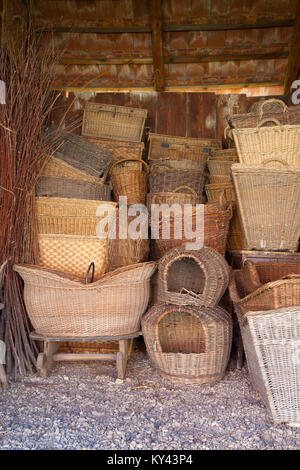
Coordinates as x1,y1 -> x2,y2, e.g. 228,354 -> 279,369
109,158 -> 149,174
258,99 -> 288,120
257,117 -> 282,129
149,161 -> 171,172
85,262 -> 95,284
260,158 -> 290,168
243,260 -> 262,288
173,186 -> 197,196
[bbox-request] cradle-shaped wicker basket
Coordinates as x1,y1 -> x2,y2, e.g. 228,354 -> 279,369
232,162 -> 300,251
157,246 -> 230,307
142,304 -> 232,385
36,176 -> 112,201
151,202 -> 232,259
14,262 -> 157,337
82,103 -> 147,142
148,133 -> 221,161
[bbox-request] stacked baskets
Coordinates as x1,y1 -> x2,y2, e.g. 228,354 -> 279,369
227,98 -> 300,426
142,246 -> 232,385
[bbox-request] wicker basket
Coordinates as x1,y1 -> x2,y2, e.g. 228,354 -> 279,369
226,204 -> 244,252
209,175 -> 232,184
82,103 -> 147,142
232,162 -> 300,251
88,137 -> 144,160
147,187 -> 204,214
210,148 -> 238,161
36,198 -> 117,236
229,250 -> 300,270
230,100 -> 300,128
107,212 -> 149,271
148,133 -> 221,161
47,127 -> 113,178
149,159 -> 205,172
109,158 -> 148,205
14,262 -> 157,337
42,156 -> 101,183
208,159 -> 233,177
205,183 -> 236,203
36,176 -> 112,201
148,165 -> 205,195
38,234 -> 108,279
248,98 -> 287,114
157,246 -> 230,307
151,202 -> 232,259
142,304 -> 232,385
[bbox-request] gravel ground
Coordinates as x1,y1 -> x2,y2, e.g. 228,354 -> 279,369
0,340 -> 299,451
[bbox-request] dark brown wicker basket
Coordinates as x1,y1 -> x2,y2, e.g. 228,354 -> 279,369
36,176 -> 112,201
148,166 -> 205,195
157,245 -> 230,307
142,304 -> 232,385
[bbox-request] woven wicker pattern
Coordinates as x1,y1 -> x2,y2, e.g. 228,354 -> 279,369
149,159 -> 205,171
226,204 -> 244,251
82,103 -> 147,142
148,167 -> 205,195
210,148 -> 238,161
157,246 -> 230,307
147,189 -> 204,214
208,159 -> 233,177
14,262 -> 156,337
254,262 -> 300,284
230,101 -> 300,129
142,304 -> 232,385
205,183 -> 236,203
232,163 -> 300,251
42,157 -> 101,183
248,98 -> 287,114
36,197 -> 116,217
151,202 -> 232,259
148,133 -> 221,161
88,137 -> 144,160
109,158 -> 148,205
38,234 -> 108,279
47,127 -> 113,178
36,176 -> 112,201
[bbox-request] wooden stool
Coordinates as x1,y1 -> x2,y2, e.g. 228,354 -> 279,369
30,331 -> 141,379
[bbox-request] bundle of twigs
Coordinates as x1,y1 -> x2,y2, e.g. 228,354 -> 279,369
0,26 -> 67,378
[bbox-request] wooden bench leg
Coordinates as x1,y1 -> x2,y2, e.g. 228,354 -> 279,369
116,339 -> 130,379
36,341 -> 59,378
0,364 -> 8,389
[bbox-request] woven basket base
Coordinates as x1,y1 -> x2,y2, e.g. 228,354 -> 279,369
159,370 -> 225,385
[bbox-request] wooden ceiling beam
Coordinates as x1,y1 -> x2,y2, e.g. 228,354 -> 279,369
284,0 -> 300,94
150,0 -> 165,92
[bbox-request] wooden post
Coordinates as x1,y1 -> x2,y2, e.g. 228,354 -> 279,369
150,0 -> 165,92
284,0 -> 300,95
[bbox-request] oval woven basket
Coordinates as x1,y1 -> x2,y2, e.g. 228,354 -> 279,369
157,245 -> 230,307
109,158 -> 148,205
148,166 -> 205,195
36,176 -> 112,201
150,202 -> 232,259
14,262 -> 157,337
142,304 -> 232,385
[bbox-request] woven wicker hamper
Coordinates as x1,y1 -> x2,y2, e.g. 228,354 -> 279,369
142,304 -> 232,385
14,262 -> 157,337
148,166 -> 205,195
232,163 -> 300,251
109,158 -> 148,205
36,176 -> 112,201
157,246 -> 230,307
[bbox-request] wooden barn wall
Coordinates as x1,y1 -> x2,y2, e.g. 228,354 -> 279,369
51,91 -> 289,145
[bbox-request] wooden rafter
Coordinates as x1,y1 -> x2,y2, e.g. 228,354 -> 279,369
284,0 -> 300,94
150,0 -> 165,92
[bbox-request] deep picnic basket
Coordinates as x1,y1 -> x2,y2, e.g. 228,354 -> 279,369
232,162 -> 300,251
109,158 -> 148,205
157,246 -> 230,307
82,103 -> 147,142
142,304 -> 232,385
14,262 -> 157,337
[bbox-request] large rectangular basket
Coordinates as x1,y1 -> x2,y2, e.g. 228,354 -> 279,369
232,163 -> 300,251
14,262 -> 157,337
148,133 -> 221,161
82,103 -> 147,142
36,176 -> 112,201
38,234 -> 108,280
42,157 -> 101,183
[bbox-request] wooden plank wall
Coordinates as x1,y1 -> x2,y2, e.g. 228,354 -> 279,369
51,91 -> 286,146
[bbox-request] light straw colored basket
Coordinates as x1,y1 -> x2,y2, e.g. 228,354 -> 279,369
142,304 -> 232,385
208,159 -> 234,177
232,162 -> 300,251
109,158 -> 148,205
42,156 -> 101,183
82,103 -> 147,142
205,183 -> 236,203
14,262 -> 157,337
210,148 -> 238,160
38,234 -> 108,280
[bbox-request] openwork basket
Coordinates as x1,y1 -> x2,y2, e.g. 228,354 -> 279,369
142,304 -> 232,385
36,176 -> 112,201
232,162 -> 300,251
157,246 -> 230,307
151,202 -> 232,259
38,234 -> 108,279
109,158 -> 148,205
82,103 -> 147,142
14,262 -> 157,337
107,212 -> 149,271
148,165 -> 205,195
148,133 -> 221,161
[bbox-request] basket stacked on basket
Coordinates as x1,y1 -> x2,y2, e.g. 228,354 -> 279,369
142,246 -> 232,385
229,261 -> 300,426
